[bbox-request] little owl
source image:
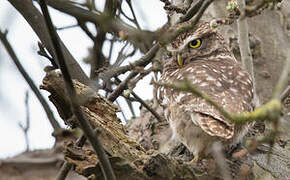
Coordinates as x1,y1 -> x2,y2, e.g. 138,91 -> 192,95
157,21 -> 254,160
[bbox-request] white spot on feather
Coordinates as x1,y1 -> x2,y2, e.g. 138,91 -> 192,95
177,74 -> 183,80
216,81 -> 222,87
200,82 -> 208,87
221,74 -> 227,80
196,70 -> 206,74
230,87 -> 238,93
206,76 -> 216,81
238,71 -> 245,76
212,68 -> 218,73
176,93 -> 186,102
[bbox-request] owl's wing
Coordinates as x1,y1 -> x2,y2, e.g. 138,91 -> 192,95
195,113 -> 234,139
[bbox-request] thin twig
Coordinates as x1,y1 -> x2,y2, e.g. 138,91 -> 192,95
273,50 -> 290,99
237,0 -> 259,106
0,29 -> 61,132
112,41 -> 130,67
78,20 -> 95,40
108,71 -> 138,102
107,0 -> 214,102
102,0 -> 213,81
46,0 -> 155,53
38,1 -> 116,180
19,91 -> 30,152
56,162 -> 73,180
125,0 -> 141,29
280,85 -> 290,101
8,0 -> 91,86
56,24 -> 79,30
177,0 -> 204,23
131,92 -> 163,122
116,100 -> 128,121
113,78 -> 162,121
161,0 -> 214,45
37,42 -> 58,68
100,43 -> 160,81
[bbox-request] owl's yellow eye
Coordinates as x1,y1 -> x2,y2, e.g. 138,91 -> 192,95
188,39 -> 202,49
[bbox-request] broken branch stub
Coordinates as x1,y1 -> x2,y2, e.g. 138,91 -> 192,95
40,71 -> 200,180
40,71 -> 146,161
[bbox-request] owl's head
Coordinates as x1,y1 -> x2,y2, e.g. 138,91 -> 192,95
164,22 -> 234,69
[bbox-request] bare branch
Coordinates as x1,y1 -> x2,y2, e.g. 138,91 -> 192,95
280,85 -> 290,101
8,0 -> 91,87
56,24 -> 79,30
18,91 -> 31,152
177,0 -> 204,23
77,20 -> 95,40
0,29 -> 61,132
46,0 -> 155,53
237,0 -> 259,106
100,43 -> 160,81
131,92 -> 163,122
38,1 -> 116,179
107,0 -> 214,102
273,50 -> 290,99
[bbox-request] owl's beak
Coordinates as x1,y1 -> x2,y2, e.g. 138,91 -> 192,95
177,53 -> 184,68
